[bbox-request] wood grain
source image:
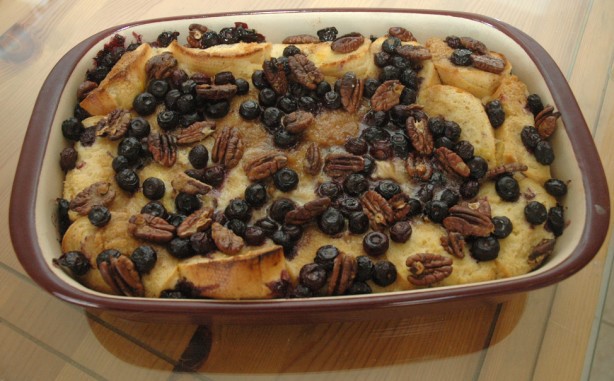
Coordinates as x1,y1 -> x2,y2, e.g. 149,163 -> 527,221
1,1 -> 613,380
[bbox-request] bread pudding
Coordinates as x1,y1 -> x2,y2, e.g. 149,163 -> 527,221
54,23 -> 567,299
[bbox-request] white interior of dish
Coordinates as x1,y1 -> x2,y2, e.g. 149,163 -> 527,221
35,11 -> 586,300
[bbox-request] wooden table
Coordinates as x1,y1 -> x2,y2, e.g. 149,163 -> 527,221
1,1 -> 613,380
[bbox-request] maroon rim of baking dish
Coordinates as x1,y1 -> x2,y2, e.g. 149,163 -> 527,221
9,9 -> 610,318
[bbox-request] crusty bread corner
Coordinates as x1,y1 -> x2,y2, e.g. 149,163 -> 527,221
166,40 -> 272,80
426,37 -> 512,100
80,43 -> 154,116
177,245 -> 288,299
418,84 -> 497,167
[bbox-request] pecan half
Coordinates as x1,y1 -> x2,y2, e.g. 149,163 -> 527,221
327,252 -> 357,296
99,255 -> 144,297
388,192 -> 412,221
331,33 -> 365,53
486,162 -> 528,179
285,197 -> 331,225
77,80 -> 98,101
395,44 -> 432,61
263,58 -> 288,95
148,132 -> 177,167
405,153 -> 434,181
211,222 -> 244,255
435,147 -> 471,177
370,139 -> 393,160
243,151 -> 288,181
371,80 -> 404,112
69,182 -> 116,215
195,83 -> 238,100
535,105 -> 561,139
303,142 -> 322,176
388,27 -> 416,42
96,109 -> 131,140
211,127 -> 243,169
339,71 -> 364,113
440,232 -> 465,259
361,190 -> 395,231
282,34 -> 320,44
172,120 -> 216,145
177,207 -> 214,238
323,152 -> 365,178
471,54 -> 506,74
460,37 -> 488,54
528,238 -> 556,268
406,116 -> 433,155
171,172 -> 212,195
187,23 -> 208,48
145,52 -> 178,79
443,204 -> 494,237
406,253 -> 453,286
128,213 -> 175,243
282,110 -> 314,134
288,53 -> 324,90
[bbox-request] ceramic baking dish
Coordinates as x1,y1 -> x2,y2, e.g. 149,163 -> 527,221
9,9 -> 610,324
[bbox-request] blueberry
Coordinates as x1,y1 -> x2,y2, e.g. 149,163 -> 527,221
363,231 -> 389,257
175,192 -> 201,215
148,79 -> 169,99
361,155 -> 377,176
224,199 -> 252,222
399,68 -> 419,89
374,180 -> 401,200
190,231 -> 215,254
344,137 -> 369,156
289,284 -> 313,298
315,245 -> 340,271
273,168 -> 299,192
112,155 -> 130,172
374,51 -> 391,67
348,212 -> 370,234
315,81 -> 332,98
258,87 -> 277,107
166,213 -> 185,228
201,30 -> 220,48
425,200 -> 449,223
129,117 -> 150,138
273,130 -> 299,149
131,246 -> 157,274
283,45 -> 301,57
61,117 -> 84,141
239,100 -> 261,120
407,198 -> 423,217
362,110 -> 389,127
141,177 -> 165,200
343,173 -> 368,196
226,219 -> 247,237
176,94 -> 196,114
435,136 -> 454,150
235,78 -> 250,95
255,217 -> 280,236
298,96 -> 318,113
87,205 -> 111,227
318,208 -> 345,235
444,121 -> 462,141
323,91 -> 342,109
244,226 -> 266,246
271,230 -> 295,253
363,78 -> 381,99
521,126 -> 541,151
180,79 -> 197,95
527,94 -> 544,116
379,65 -> 400,81
524,201 -> 548,225
251,70 -> 269,89
399,87 -> 417,105
355,255 -> 374,281
338,197 -> 363,217
454,140 -> 474,161
467,156 -> 488,180
245,182 -> 268,208
115,168 -> 140,192
277,95 -> 298,113
361,126 -> 389,144
439,189 -> 460,207
381,36 -> 401,53
282,224 -> 303,242
486,100 -> 505,128
346,281 -> 373,295
73,104 -> 91,121
133,92 -> 157,116
471,236 -> 500,261
492,216 -> 513,239
204,100 -> 230,119
141,201 -> 168,219
57,251 -> 90,276
544,178 -> 568,197
164,89 -> 182,110
261,107 -> 284,130
96,249 -> 121,267
317,26 -> 338,42
317,181 -> 343,200
188,144 -> 209,169
534,140 -> 555,165
157,110 -> 180,130
214,71 -> 235,85
268,198 -> 296,223
372,260 -> 397,286
202,165 -> 225,187
495,175 -> 520,201
390,221 -> 412,243
391,55 -> 411,70
547,205 -> 565,236
299,263 -> 327,291
460,179 -> 480,199
428,116 -> 446,137
168,237 -> 195,259
118,137 -> 142,163
450,49 -> 473,66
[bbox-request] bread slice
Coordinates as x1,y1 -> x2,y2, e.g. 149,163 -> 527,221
177,245 -> 288,299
